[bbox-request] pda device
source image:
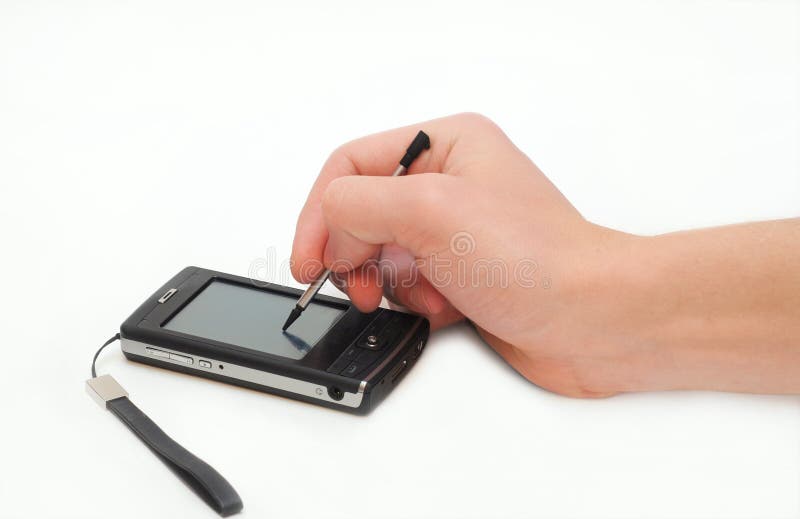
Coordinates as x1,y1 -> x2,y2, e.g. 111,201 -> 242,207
88,131 -> 433,515
120,266 -> 430,414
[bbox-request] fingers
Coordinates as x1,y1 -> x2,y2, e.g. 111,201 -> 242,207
322,173 -> 463,263
321,173 -> 471,327
378,244 -> 448,315
330,244 -> 465,329
329,268 -> 383,312
290,113 -> 506,282
387,276 -> 464,330
291,119 -> 446,283
333,270 -> 463,329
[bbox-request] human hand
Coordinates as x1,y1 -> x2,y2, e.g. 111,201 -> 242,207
290,113 -> 637,397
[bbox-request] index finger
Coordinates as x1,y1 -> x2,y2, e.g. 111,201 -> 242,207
290,113 -> 501,282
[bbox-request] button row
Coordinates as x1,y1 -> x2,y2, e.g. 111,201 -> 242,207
146,347 -> 213,369
327,341 -> 386,377
326,312 -> 412,378
328,312 -> 415,378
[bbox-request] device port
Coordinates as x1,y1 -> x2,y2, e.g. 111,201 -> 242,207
389,359 -> 409,383
328,386 -> 344,401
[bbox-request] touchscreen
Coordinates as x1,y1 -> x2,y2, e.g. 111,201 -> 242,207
163,280 -> 344,360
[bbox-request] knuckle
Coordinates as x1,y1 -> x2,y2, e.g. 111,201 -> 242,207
321,143 -> 359,177
326,143 -> 353,167
453,112 -> 498,130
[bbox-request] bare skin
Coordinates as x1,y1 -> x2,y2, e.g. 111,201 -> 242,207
290,113 -> 800,398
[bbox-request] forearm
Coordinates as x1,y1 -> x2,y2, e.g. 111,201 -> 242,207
611,219 -> 800,393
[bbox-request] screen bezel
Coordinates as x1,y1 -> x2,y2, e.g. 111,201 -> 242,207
123,267 -> 381,377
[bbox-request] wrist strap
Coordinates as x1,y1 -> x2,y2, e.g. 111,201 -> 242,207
87,375 -> 243,516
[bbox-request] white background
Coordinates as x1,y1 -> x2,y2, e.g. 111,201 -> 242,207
1,1 -> 798,518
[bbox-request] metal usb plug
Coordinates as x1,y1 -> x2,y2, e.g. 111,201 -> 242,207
85,374 -> 128,409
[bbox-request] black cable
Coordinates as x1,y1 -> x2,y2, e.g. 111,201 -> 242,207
91,333 -> 121,378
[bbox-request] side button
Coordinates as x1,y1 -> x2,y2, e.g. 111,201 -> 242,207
169,353 -> 193,365
146,347 -> 170,359
199,360 -> 212,369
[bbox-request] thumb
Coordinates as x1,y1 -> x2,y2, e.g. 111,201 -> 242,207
321,173 -> 464,269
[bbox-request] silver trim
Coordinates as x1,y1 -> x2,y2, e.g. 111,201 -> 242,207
121,338 -> 365,408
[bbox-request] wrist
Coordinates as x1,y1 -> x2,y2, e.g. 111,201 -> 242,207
565,230 -> 673,394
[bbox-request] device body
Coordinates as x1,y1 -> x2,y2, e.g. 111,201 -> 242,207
120,267 -> 429,414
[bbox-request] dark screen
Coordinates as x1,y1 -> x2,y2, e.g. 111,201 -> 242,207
163,280 -> 345,360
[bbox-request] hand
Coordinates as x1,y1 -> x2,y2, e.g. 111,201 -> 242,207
291,113 -> 800,397
291,113 -> 634,397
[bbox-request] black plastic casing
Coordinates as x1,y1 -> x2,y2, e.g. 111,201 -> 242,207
120,267 -> 429,414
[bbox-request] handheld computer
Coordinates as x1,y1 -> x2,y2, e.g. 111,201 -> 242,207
120,266 -> 429,414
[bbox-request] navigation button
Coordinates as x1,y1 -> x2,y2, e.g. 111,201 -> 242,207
341,362 -> 361,377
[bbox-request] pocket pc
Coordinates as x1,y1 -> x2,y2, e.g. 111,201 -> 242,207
120,266 -> 430,414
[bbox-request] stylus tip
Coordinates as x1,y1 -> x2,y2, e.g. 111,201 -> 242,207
282,306 -> 302,331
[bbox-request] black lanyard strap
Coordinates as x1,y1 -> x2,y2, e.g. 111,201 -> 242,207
87,334 -> 243,517
106,395 -> 243,516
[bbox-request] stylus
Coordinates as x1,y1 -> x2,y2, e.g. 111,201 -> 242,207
282,130 -> 431,331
